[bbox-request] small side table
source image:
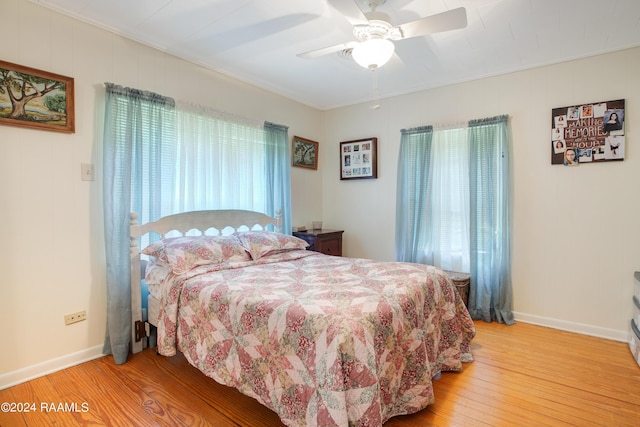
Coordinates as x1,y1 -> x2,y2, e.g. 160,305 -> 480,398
293,229 -> 344,257
443,270 -> 470,307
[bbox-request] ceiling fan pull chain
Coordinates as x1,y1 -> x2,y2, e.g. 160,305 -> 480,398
370,66 -> 381,109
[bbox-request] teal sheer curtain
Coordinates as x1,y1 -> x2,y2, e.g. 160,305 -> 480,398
467,115 -> 513,324
395,116 -> 513,324
264,122 -> 292,234
102,83 -> 176,364
395,126 -> 432,264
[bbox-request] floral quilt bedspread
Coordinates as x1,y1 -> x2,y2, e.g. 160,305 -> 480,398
154,250 -> 475,427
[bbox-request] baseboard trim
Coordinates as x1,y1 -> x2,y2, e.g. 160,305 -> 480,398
513,311 -> 628,342
0,345 -> 105,390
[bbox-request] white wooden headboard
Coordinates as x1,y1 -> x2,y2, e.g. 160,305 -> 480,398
129,209 -> 281,354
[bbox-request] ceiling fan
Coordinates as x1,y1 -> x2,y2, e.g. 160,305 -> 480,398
298,0 -> 467,70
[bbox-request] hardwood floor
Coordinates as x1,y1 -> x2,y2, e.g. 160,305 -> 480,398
2,321 -> 639,426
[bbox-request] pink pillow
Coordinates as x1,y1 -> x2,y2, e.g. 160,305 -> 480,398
142,235 -> 250,274
235,231 -> 308,260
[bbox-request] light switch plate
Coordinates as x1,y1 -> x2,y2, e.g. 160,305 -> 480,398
81,163 -> 94,181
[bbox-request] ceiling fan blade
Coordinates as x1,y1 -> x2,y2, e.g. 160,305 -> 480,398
297,41 -> 358,59
328,0 -> 370,26
397,7 -> 467,39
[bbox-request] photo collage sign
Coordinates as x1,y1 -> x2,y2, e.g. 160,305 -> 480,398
551,99 -> 625,166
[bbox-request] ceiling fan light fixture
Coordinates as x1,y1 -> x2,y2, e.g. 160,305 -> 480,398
352,38 -> 394,69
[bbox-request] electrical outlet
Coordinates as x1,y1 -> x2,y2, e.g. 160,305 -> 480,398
64,310 -> 87,325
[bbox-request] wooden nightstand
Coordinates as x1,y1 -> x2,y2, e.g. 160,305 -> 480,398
293,229 -> 344,257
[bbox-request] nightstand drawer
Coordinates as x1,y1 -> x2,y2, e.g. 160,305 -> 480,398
317,237 -> 341,257
293,229 -> 344,257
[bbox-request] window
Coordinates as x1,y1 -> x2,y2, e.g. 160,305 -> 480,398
102,84 -> 291,364
395,116 -> 513,324
427,127 -> 470,273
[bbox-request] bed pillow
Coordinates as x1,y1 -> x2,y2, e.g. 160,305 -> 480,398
142,239 -> 169,264
142,235 -> 251,274
144,259 -> 172,286
235,230 -> 308,260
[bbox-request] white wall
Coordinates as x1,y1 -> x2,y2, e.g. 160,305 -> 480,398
0,0 -> 323,386
322,47 -> 640,341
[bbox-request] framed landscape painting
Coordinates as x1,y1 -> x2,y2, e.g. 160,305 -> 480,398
292,136 -> 318,170
0,60 -> 75,133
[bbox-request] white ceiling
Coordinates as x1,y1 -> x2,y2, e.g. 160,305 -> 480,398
30,0 -> 640,110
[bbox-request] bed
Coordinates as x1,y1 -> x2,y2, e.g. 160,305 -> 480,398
130,210 -> 475,427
